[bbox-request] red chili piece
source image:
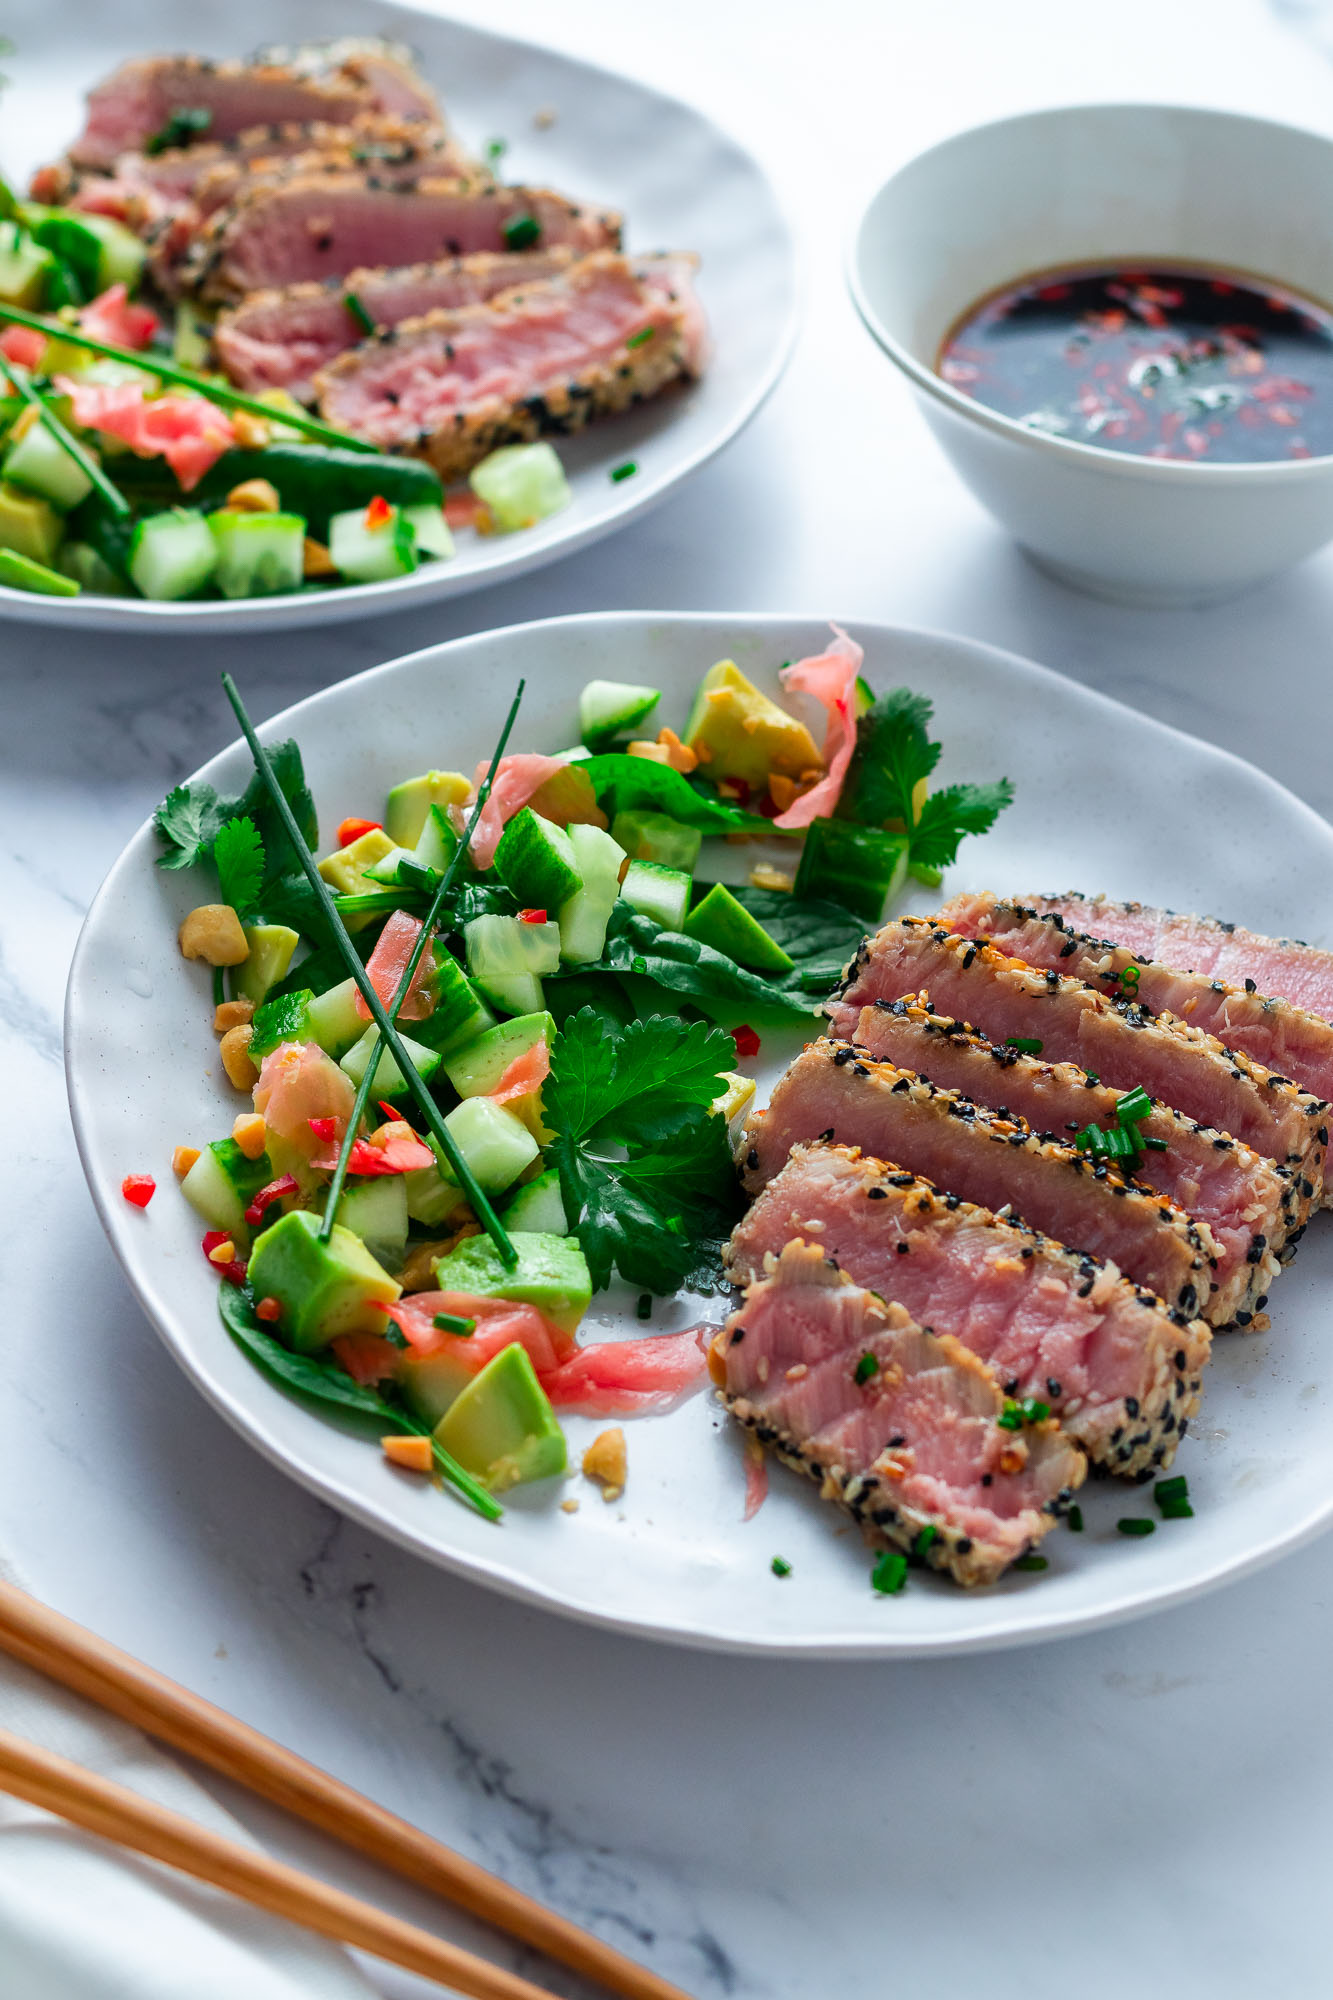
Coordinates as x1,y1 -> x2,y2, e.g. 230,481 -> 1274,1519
307,1116 -> 339,1141
244,1172 -> 299,1226
121,1174 -> 156,1208
364,494 -> 393,530
337,816 -> 382,848
518,908 -> 548,924
732,1025 -> 761,1059
255,1296 -> 283,1323
218,1259 -> 248,1286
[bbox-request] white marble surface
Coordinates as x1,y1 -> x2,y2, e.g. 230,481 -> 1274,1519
5,1 -> 1333,1992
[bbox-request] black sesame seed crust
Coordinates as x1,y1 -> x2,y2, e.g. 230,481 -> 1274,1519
726,1140 -> 1211,1480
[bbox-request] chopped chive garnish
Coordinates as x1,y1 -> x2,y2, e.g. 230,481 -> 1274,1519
1005,1036 -> 1043,1055
997,1400 -> 1023,1430
144,105 -> 212,155
871,1550 -> 908,1595
212,965 -> 226,1008
626,326 -> 654,349
636,1293 -> 652,1321
1019,1397 -> 1051,1424
1067,1504 -> 1084,1532
0,349 -> 131,517
771,1555 -> 792,1578
609,460 -> 638,483
1141,1135 -> 1168,1151
220,672 -> 520,1269
1154,1474 -> 1189,1503
854,1352 -> 879,1385
1158,1497 -> 1194,1519
0,301 -> 378,454
343,290 -> 376,337
502,213 -> 541,250
1117,1517 -> 1155,1537
1012,1554 -> 1048,1572
912,1524 -> 938,1560
484,137 -> 508,165
1115,1086 -> 1152,1126
433,1312 -> 476,1337
1084,1070 -> 1100,1085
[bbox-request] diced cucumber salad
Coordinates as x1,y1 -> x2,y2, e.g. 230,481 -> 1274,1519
0,187 -> 575,602
148,639 -> 1013,1519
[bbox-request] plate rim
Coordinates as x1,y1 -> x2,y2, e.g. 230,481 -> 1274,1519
64,608 -> 1333,1657
0,4 -> 798,633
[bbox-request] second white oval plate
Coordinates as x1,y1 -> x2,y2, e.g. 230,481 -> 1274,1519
66,613 -> 1333,1655
0,0 -> 795,631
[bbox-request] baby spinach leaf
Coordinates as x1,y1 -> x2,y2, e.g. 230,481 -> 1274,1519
579,754 -> 772,834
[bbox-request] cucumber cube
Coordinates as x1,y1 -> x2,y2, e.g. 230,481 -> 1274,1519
411,802 -> 460,874
208,509 -> 305,599
129,509 -> 216,601
412,953 -> 496,1056
440,1096 -> 539,1193
501,1167 -> 569,1234
180,1136 -> 273,1241
609,808 -> 702,872
401,502 -> 455,561
328,502 -> 419,583
493,809 -> 581,910
557,822 -> 626,964
304,976 -> 365,1057
433,1344 -> 567,1492
465,914 -> 561,1016
339,1024 -> 442,1098
442,1012 -> 555,1097
620,858 -> 690,931
579,679 -> 660,750
469,442 -> 571,532
794,818 -> 909,923
3,419 -> 93,510
333,1175 -> 408,1273
404,1137 -> 470,1229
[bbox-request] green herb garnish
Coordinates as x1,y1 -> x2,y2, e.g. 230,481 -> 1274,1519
212,816 -> 265,915
144,106 -> 213,155
837,685 -> 1014,873
609,460 -> 638,482
1117,1518 -> 1155,1537
1005,1037 -> 1043,1055
433,1312 -> 477,1337
911,1525 -> 938,1560
502,213 -> 541,250
343,291 -> 376,337
1067,1505 -> 1084,1532
771,1556 -> 792,1578
1012,1554 -> 1048,1572
871,1550 -> 908,1595
626,328 -> 654,349
854,1352 -> 879,1385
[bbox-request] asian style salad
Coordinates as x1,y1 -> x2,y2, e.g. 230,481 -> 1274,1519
142,630 -> 1013,1530
0,36 -> 706,602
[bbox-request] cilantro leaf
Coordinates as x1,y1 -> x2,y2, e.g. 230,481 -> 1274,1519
544,1010 -> 743,1291
154,780 -> 223,871
909,780 -> 1016,870
838,688 -> 940,829
212,816 -> 265,914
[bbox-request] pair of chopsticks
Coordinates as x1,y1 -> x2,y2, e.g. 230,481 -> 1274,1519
0,1580 -> 690,2000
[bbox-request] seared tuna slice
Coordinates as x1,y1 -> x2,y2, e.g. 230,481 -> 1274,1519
728,1146 -> 1209,1478
943,890 -> 1333,1132
829,917 -> 1327,1214
742,1042 -> 1217,1318
70,45 -> 437,170
192,171 -> 620,300
183,115 -> 467,218
715,1240 -> 1086,1584
215,248 -> 575,399
849,999 -> 1290,1326
317,252 -> 705,480
251,37 -> 439,124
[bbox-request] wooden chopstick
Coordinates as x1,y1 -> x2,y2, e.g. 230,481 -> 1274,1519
0,1582 -> 691,2000
0,1726 -> 557,2000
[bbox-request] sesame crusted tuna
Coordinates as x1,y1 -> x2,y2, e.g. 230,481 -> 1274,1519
742,1041 -> 1216,1319
848,998 -> 1291,1326
727,1146 -> 1208,1479
214,248 -> 574,399
189,171 -> 620,301
316,251 -> 705,480
715,1239 -> 1086,1584
829,917 -> 1327,1216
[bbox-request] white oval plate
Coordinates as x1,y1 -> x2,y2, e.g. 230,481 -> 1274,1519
66,613 -> 1333,1656
0,0 -> 795,631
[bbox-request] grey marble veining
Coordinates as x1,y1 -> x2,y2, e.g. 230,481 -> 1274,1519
6,0 -> 1333,1994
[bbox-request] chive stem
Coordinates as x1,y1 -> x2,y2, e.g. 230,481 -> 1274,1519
219,672 -> 519,1268
0,349 -> 131,516
0,301 -> 378,454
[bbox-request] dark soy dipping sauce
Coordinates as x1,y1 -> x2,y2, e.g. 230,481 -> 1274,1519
938,264 -> 1333,462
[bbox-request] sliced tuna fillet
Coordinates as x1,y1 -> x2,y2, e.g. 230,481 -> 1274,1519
715,1239 -> 1087,1584
728,1145 -> 1209,1479
1025,891 -> 1333,1021
742,1041 -> 1217,1319
252,37 -> 439,124
316,251 -> 704,480
829,916 -> 1327,1215
191,171 -> 620,300
70,45 -> 437,170
214,247 -> 576,399
849,998 -> 1291,1326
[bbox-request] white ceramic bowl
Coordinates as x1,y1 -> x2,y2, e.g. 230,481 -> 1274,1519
850,103 -> 1333,605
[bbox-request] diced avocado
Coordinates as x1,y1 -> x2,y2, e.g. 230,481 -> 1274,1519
578,678 -> 660,750
384,771 -> 470,847
442,1012 -> 555,1097
620,858 -> 690,931
395,1338 -> 479,1429
247,1208 -> 401,1353
0,222 -> 56,306
318,826 -> 397,930
304,976 -> 365,1057
682,659 -> 821,789
236,923 -> 300,1005
431,1231 -> 591,1336
557,822 -> 625,964
249,986 -> 314,1058
0,480 -> 62,565
434,1342 -> 567,1492
334,1175 -> 408,1273
339,1023 -> 442,1097
683,883 -> 794,972
793,817 -> 909,923
609,808 -> 702,872
501,1166 -> 569,1234
493,809 -> 582,910
180,1135 -> 273,1242
441,1096 -> 539,1193
712,1070 -> 758,1154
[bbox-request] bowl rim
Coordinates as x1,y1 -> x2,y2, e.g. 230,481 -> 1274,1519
847,99 -> 1333,485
